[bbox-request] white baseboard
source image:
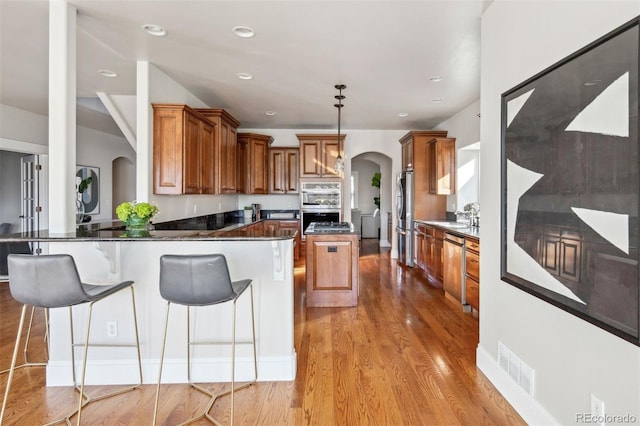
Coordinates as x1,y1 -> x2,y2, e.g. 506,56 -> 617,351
476,345 -> 558,426
46,353 -> 297,386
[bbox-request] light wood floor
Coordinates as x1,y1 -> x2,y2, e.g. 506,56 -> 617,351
0,240 -> 525,425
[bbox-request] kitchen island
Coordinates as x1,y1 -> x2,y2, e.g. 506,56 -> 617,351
0,220 -> 298,386
305,222 -> 359,307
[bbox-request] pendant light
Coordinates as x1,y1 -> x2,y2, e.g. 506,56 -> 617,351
334,84 -> 346,175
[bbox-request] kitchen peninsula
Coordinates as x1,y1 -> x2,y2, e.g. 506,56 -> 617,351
0,218 -> 298,386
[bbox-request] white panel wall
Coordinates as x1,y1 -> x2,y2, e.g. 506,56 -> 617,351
480,2 -> 640,425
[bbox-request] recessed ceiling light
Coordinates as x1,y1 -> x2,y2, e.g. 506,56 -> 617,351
233,26 -> 255,38
237,73 -> 253,80
142,24 -> 167,37
97,69 -> 118,78
584,79 -> 602,86
432,98 -> 443,103
398,112 -> 409,117
429,76 -> 443,82
265,111 -> 276,116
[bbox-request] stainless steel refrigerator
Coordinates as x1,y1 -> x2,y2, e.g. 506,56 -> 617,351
395,170 -> 414,267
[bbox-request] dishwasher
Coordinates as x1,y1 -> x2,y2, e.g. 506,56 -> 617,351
443,233 -> 468,309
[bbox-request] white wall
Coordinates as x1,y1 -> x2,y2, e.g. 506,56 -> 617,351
435,99 -> 481,214
479,2 -> 640,425
0,103 -> 135,223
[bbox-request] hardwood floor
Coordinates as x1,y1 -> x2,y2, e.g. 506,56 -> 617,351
0,240 -> 524,425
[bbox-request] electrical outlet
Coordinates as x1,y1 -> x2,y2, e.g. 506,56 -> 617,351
218,202 -> 222,210
193,204 -> 197,214
107,321 -> 118,337
590,394 -> 605,426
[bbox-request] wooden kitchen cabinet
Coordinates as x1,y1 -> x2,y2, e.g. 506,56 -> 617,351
465,236 -> 480,311
194,108 -> 241,194
398,131 -> 450,220
297,134 -> 344,178
414,223 -> 444,286
428,137 -> 456,195
306,232 -> 359,307
237,133 -> 273,194
269,148 -> 299,193
153,104 -> 216,195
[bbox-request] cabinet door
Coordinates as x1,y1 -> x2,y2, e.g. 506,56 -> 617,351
269,149 -> 286,193
183,112 -> 202,194
429,138 -> 456,195
250,137 -> 269,194
219,120 -> 237,194
300,140 -> 322,177
153,107 -> 183,194
285,149 -> 299,193
199,120 -> 216,194
402,141 -> 413,170
434,233 -> 444,281
321,140 -> 340,176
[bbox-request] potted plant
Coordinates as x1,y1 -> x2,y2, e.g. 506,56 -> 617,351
116,201 -> 159,235
371,172 -> 381,209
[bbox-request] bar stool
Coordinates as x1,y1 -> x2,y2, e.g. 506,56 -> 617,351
1,254 -> 143,425
153,254 -> 257,426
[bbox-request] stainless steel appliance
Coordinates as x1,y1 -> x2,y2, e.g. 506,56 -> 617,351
395,170 -> 414,266
301,181 -> 341,210
305,221 -> 353,234
443,233 -> 469,309
300,181 -> 341,239
251,203 -> 261,220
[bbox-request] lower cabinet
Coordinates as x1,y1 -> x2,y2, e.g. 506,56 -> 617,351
305,233 -> 359,307
414,222 -> 444,286
465,236 -> 480,311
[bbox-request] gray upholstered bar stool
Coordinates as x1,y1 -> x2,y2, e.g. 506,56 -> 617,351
154,254 -> 257,426
1,254 -> 143,426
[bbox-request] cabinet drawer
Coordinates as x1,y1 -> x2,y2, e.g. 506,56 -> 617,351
465,250 -> 479,281
465,276 -> 479,311
466,237 -> 480,253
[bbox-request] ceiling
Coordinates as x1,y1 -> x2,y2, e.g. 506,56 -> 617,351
0,1 -> 489,137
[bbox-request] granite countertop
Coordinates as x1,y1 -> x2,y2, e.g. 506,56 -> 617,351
0,219 -> 297,242
413,219 -> 480,240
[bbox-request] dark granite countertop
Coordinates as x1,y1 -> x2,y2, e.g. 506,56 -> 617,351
0,218 -> 297,242
413,219 -> 480,240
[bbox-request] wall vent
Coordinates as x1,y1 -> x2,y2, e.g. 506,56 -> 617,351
498,341 -> 535,396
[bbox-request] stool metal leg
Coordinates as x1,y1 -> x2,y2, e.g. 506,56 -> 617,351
154,283 -> 258,426
153,301 -> 172,426
55,286 -> 142,425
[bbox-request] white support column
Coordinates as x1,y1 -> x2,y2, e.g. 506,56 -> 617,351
136,61 -> 151,201
48,0 -> 77,234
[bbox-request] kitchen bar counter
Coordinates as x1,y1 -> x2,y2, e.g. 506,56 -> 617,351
2,218 -> 298,386
0,219 -> 297,242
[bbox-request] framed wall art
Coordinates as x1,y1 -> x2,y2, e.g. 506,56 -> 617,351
76,165 -> 100,215
501,17 -> 640,345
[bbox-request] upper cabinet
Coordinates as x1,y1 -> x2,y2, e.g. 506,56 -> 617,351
153,104 -> 217,195
428,137 -> 456,195
297,134 -> 344,178
269,147 -> 299,194
194,108 -> 241,194
399,130 -> 450,220
237,133 -> 273,194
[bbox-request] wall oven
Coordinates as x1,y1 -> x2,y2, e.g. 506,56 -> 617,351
300,181 -> 342,239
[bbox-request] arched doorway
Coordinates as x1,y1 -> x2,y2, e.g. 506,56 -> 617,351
349,152 -> 392,247
112,156 -> 136,219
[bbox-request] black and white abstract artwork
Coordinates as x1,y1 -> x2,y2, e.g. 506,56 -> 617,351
501,18 -> 640,345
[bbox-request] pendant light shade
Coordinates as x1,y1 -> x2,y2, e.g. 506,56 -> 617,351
334,84 -> 346,175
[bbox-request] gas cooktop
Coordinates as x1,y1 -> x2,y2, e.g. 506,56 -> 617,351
305,221 -> 354,234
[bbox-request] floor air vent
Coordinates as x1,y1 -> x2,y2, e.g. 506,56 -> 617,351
498,341 -> 535,396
